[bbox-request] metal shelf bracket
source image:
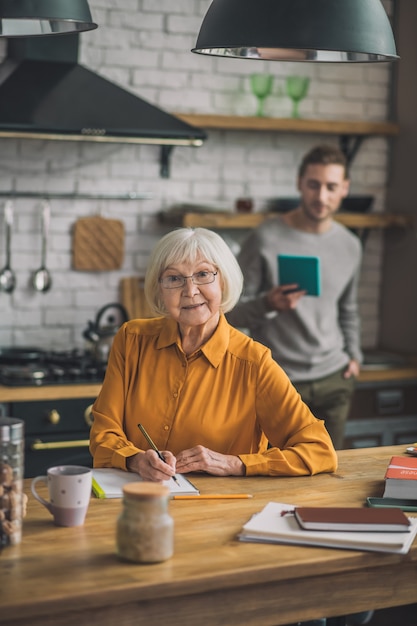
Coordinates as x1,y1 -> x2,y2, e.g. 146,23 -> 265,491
160,145 -> 174,178
339,134 -> 365,167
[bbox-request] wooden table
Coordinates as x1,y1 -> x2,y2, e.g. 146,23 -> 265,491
1,445 -> 417,626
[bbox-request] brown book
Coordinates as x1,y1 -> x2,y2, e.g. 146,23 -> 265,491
294,506 -> 411,532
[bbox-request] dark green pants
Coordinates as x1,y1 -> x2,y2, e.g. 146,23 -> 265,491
292,368 -> 355,450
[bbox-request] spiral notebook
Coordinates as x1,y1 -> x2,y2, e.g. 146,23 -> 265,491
92,468 -> 199,498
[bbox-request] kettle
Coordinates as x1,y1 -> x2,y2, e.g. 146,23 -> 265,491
82,302 -> 129,362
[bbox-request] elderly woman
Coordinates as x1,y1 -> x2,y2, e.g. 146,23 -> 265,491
90,227 -> 337,481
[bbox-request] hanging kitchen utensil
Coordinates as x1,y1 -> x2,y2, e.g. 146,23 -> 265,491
0,200 -> 16,293
72,215 -> 125,271
32,200 -> 52,293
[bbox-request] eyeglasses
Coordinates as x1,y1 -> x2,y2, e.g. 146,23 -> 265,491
160,271 -> 218,289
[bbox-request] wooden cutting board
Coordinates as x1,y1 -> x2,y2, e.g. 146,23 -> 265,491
120,276 -> 155,319
72,216 -> 125,271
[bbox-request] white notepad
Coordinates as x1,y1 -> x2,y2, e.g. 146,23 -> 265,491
238,502 -> 417,554
92,468 -> 199,498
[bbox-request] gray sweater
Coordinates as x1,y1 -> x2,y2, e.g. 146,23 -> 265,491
227,216 -> 363,382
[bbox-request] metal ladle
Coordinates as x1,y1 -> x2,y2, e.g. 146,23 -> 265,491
32,200 -> 52,293
0,200 -> 16,293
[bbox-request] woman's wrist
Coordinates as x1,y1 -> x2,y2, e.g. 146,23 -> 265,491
126,453 -> 141,473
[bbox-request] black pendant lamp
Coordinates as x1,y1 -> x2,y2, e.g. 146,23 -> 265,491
192,0 -> 398,62
0,0 -> 97,37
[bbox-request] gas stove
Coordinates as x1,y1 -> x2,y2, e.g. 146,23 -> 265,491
0,347 -> 106,387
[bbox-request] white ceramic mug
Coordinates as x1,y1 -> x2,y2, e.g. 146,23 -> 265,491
31,465 -> 92,527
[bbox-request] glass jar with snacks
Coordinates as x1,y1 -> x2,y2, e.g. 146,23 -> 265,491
116,482 -> 174,563
0,417 -> 25,546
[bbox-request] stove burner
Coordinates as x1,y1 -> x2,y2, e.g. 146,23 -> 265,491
51,366 -> 65,379
0,348 -> 106,387
0,364 -> 48,385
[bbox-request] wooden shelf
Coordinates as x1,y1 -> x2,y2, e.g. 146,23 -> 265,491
174,114 -> 399,137
173,113 -> 399,169
160,211 -> 414,230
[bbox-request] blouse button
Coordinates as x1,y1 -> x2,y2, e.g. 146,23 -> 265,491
164,425 -> 169,431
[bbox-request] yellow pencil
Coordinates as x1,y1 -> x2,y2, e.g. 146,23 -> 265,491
172,494 -> 253,500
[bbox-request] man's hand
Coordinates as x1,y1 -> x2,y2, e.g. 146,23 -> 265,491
126,449 -> 177,482
343,359 -> 360,379
176,446 -> 245,476
265,285 -> 306,312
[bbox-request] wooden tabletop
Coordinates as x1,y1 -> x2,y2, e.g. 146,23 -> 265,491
1,445 -> 416,626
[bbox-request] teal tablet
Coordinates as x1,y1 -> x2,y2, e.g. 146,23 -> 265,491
277,254 -> 321,296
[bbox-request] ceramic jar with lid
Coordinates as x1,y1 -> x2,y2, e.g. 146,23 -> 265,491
116,482 -> 174,563
0,417 -> 25,546
235,197 -> 253,213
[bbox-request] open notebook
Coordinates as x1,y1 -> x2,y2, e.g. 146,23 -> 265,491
92,468 -> 199,498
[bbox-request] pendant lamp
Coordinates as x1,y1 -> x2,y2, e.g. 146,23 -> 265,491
192,0 -> 398,62
0,0 -> 97,37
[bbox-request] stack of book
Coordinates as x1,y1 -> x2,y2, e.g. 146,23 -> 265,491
239,454 -> 417,554
238,502 -> 417,554
383,455 -> 417,499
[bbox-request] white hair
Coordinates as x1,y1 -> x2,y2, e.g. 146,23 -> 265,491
145,228 -> 243,316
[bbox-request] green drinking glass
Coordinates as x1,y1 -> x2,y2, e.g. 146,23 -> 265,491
285,76 -> 310,118
250,73 -> 274,117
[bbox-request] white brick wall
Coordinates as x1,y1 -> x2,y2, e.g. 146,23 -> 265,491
0,0 -> 395,350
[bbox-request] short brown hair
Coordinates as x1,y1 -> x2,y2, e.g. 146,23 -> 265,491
298,145 -> 349,179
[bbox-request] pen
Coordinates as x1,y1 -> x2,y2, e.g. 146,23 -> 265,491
137,423 -> 180,486
173,494 -> 253,500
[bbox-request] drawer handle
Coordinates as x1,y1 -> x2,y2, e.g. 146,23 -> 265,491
84,404 -> 94,427
31,439 -> 90,451
376,389 -> 404,415
47,409 -> 61,425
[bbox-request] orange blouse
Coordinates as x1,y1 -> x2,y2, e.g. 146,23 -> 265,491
90,315 -> 337,476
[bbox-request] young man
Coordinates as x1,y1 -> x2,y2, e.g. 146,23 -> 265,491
227,144 -> 363,449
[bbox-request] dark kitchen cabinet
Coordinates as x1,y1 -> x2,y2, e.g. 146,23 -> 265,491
344,378 -> 417,449
3,397 -> 96,477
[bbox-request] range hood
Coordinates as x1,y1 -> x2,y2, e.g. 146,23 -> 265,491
0,35 -> 206,176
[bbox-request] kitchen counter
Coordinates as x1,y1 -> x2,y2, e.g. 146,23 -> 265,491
1,367 -> 416,403
0,383 -> 102,403
358,365 -> 417,383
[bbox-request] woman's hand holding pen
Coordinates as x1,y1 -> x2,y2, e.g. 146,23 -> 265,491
132,422 -> 244,477
128,446 -> 244,478
126,449 -> 177,482
176,445 -> 245,477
